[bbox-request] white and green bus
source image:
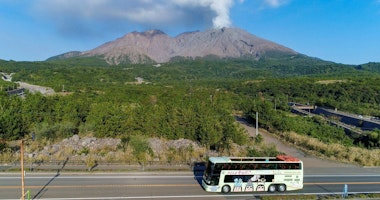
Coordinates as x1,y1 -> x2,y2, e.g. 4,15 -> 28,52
202,155 -> 303,193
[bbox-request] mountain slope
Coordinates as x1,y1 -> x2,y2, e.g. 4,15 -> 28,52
49,28 -> 298,65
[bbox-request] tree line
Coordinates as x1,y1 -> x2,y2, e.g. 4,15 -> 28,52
1,58 -> 380,154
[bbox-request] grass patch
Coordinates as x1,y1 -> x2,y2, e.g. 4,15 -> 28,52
315,79 -> 347,84
279,131 -> 380,166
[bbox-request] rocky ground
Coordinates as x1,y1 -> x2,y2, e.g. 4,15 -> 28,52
30,135 -> 207,164
31,119 -> 355,169
34,135 -> 120,161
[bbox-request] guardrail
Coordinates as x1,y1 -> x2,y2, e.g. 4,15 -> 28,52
0,160 -> 194,172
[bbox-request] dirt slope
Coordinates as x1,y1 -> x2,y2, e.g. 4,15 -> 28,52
238,119 -> 357,168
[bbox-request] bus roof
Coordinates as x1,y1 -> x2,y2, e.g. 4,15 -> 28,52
208,155 -> 301,163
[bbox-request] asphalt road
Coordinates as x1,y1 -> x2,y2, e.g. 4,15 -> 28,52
1,168 -> 380,200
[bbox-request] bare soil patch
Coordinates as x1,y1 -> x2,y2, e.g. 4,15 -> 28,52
18,82 -> 55,95
238,119 -> 357,168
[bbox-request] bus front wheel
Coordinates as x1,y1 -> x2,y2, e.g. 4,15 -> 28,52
277,184 -> 286,192
221,185 -> 231,193
268,184 -> 277,193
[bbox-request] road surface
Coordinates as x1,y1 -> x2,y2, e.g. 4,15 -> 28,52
1,168 -> 380,200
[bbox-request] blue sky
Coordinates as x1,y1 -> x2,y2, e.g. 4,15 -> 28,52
0,0 -> 379,64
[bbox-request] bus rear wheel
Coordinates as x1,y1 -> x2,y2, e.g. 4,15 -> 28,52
277,184 -> 286,192
268,184 -> 277,193
221,185 -> 231,193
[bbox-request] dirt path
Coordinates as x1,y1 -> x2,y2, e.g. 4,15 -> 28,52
17,82 -> 55,95
237,118 -> 358,168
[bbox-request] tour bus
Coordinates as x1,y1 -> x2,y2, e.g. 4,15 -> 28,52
202,155 -> 303,193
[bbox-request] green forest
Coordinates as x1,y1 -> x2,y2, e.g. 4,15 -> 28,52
1,57 -> 380,165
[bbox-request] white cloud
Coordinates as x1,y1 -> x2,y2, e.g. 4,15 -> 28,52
172,0 -> 234,28
263,0 -> 288,8
32,0 -> 242,38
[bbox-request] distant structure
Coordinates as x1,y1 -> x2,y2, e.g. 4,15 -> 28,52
6,88 -> 25,96
135,77 -> 144,84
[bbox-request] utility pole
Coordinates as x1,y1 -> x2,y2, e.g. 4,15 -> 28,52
21,140 -> 25,200
256,112 -> 258,136
274,99 -> 276,111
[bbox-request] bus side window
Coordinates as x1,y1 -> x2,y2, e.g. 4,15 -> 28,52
285,163 -> 300,169
257,163 -> 264,169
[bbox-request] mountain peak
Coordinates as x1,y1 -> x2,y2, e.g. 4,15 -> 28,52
131,29 -> 166,37
49,28 -> 298,65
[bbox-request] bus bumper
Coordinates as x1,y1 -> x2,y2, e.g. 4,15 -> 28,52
202,180 -> 219,192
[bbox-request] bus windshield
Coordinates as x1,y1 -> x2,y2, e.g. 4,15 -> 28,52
203,161 -> 220,186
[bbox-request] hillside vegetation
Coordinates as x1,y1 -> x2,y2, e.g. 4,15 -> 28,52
1,57 -> 380,166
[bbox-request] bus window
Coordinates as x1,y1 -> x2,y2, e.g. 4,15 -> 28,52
224,175 -> 275,183
222,163 -> 231,170
257,163 -> 276,170
268,163 -> 276,169
210,176 -> 220,185
214,164 -> 222,172
289,163 -> 301,169
205,161 -> 213,174
231,164 -> 239,170
262,175 -> 274,182
224,175 -> 252,183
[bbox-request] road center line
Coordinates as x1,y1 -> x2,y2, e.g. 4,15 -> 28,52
1,182 -> 380,189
